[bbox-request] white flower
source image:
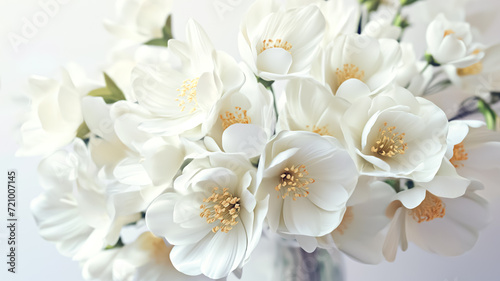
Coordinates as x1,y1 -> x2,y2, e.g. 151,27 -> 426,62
203,64 -> 275,158
131,19 -> 244,139
314,34 -> 401,95
17,65 -> 100,156
105,43 -> 172,102
31,139 -> 140,260
82,97 -> 187,214
411,0 -> 469,24
286,0 -> 360,46
239,2 -> 325,80
145,153 -> 268,279
391,158 -> 470,210
316,177 -> 395,264
104,0 -> 173,42
257,131 -> 358,237
443,43 -> 500,94
110,100 -> 183,187
341,83 -> 449,182
362,18 -> 401,40
394,43 -> 433,96
426,13 -> 483,67
383,180 -> 489,261
81,97 -> 128,179
446,120 -> 500,199
82,231 -> 211,281
278,77 -> 350,143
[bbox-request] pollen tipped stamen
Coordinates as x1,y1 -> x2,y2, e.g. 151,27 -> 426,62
275,164 -> 315,201
335,207 -> 354,235
200,187 -> 241,233
219,106 -> 252,131
371,122 -> 408,158
450,142 -> 468,168
335,64 -> 365,86
306,125 -> 331,136
259,38 -> 292,54
457,62 -> 483,76
410,192 -> 446,223
175,77 -> 199,113
443,29 -> 455,37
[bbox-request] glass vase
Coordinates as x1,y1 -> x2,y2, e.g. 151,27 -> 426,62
272,239 -> 344,281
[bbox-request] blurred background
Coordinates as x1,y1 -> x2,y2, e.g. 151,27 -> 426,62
1,0 -> 500,280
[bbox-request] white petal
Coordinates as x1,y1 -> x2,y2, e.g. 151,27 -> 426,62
283,197 -> 342,236
335,79 -> 372,102
257,48 -> 293,75
222,124 -> 267,158
201,224 -> 247,279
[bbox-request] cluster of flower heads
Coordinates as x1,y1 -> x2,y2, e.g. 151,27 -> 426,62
21,0 -> 500,280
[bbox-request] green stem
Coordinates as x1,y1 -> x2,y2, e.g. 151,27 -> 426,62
105,237 -> 124,250
420,62 -> 431,74
269,85 -> 279,122
257,77 -> 278,122
477,98 -> 497,130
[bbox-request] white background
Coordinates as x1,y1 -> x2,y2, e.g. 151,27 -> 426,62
1,0 -> 500,280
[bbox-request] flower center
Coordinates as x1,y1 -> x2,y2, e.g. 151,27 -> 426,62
175,77 -> 199,113
219,106 -> 251,131
306,125 -> 331,136
457,61 -> 483,76
275,164 -> 315,201
371,122 -> 408,157
457,62 -> 483,76
335,64 -> 365,85
443,29 -> 455,37
335,207 -> 354,235
450,142 -> 468,168
259,39 -> 292,54
457,50 -> 483,76
138,232 -> 171,265
410,192 -> 446,223
200,187 -> 241,233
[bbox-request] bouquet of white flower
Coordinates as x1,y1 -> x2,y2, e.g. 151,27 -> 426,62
19,0 -> 500,280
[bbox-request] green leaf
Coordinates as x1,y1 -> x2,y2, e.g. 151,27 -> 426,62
364,0 -> 381,12
162,15 -> 173,41
87,87 -> 109,98
393,14 -> 410,29
103,72 -> 125,100
425,53 -> 440,67
144,15 -> 172,47
76,122 -> 90,139
400,0 -> 420,6
384,179 -> 400,193
477,98 -> 497,130
87,73 -> 125,104
145,38 -> 169,47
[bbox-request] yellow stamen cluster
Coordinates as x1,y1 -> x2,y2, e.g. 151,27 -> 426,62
200,187 -> 241,233
139,232 -> 171,265
306,125 -> 331,136
259,39 -> 292,54
175,77 -> 199,113
335,207 -> 354,235
410,192 -> 446,223
219,106 -> 251,131
275,165 -> 315,201
457,49 -> 483,76
457,62 -> 483,76
371,122 -> 408,157
443,29 -> 455,37
450,142 -> 468,168
336,64 -> 365,85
